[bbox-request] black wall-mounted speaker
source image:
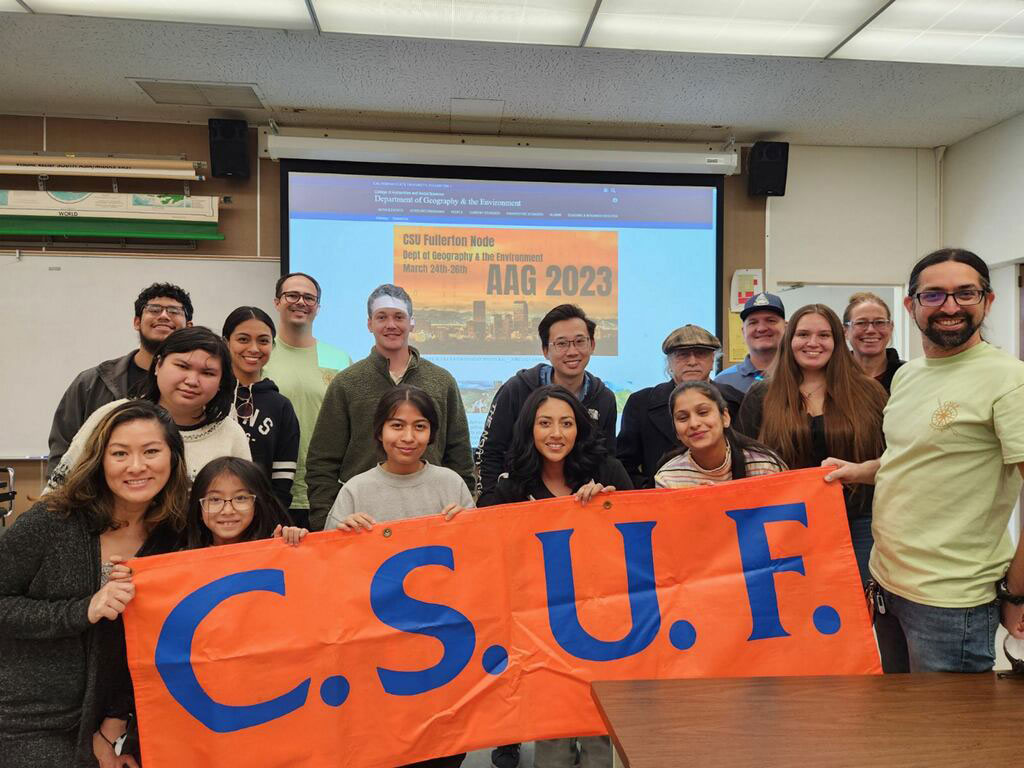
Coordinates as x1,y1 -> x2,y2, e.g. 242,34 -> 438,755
747,141 -> 789,197
208,118 -> 249,179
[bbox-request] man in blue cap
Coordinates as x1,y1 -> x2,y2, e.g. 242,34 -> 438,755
715,292 -> 786,394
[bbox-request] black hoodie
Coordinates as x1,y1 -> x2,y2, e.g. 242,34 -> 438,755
233,378 -> 301,511
475,363 -> 618,496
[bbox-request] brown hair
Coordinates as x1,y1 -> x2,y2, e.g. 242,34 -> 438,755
843,291 -> 892,324
759,304 -> 887,469
50,400 -> 189,535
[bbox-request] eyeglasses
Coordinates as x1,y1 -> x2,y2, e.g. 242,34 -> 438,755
279,291 -> 319,306
142,303 -> 186,317
845,319 -> 892,330
550,335 -> 591,352
914,289 -> 986,307
234,384 -> 254,419
199,493 -> 256,513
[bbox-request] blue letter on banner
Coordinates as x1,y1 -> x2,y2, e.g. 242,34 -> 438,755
154,569 -> 310,732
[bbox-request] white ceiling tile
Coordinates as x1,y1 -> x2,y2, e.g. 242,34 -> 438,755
313,0 -> 594,46
28,0 -> 314,29
836,0 -> 1024,65
587,0 -> 883,58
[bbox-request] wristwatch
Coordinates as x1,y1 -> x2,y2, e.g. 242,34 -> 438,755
995,576 -> 1024,605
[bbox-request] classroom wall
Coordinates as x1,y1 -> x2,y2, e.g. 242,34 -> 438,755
765,145 -> 939,288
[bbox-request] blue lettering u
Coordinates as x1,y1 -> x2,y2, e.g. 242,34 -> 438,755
154,569 -> 310,733
536,522 -> 660,661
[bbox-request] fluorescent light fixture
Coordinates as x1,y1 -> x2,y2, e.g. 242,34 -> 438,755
312,0 -> 593,45
587,0 -> 884,57
835,0 -> 1024,66
27,0 -> 314,29
0,1 -> 28,12
265,130 -> 740,175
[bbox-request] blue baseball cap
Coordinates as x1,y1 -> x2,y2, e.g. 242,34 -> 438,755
740,292 -> 786,321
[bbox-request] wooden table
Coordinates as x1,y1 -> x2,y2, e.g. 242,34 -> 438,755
591,674 -> 1023,768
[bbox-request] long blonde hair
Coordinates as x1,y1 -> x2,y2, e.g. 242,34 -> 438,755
50,401 -> 188,534
759,304 -> 887,469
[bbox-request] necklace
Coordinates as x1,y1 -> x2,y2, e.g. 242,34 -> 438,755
799,381 -> 826,399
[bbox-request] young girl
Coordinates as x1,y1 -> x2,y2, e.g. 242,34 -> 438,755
654,380 -> 786,488
0,400 -> 187,768
222,307 -> 301,510
185,457 -> 306,548
479,384 -> 632,768
738,304 -> 887,585
47,326 -> 251,490
325,385 -> 470,768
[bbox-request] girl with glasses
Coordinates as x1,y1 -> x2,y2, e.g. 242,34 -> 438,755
222,307 -> 301,511
843,291 -> 906,393
738,304 -> 888,586
47,327 -> 251,491
184,457 -> 305,548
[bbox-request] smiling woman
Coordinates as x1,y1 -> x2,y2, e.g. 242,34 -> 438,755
737,304 -> 888,585
0,400 -> 187,767
45,327 -> 251,491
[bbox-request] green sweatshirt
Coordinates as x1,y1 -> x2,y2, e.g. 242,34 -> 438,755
304,346 -> 474,529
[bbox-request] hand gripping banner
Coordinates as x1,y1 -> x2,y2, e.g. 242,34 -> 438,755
123,468 -> 880,767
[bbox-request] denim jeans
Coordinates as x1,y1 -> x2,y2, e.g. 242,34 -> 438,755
873,584 -> 999,673
847,514 -> 873,588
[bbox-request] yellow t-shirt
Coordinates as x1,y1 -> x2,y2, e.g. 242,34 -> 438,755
871,342 -> 1024,607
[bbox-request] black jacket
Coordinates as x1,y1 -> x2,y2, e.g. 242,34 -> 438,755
0,502 -> 178,764
475,364 -> 618,497
234,378 -> 301,510
478,456 -> 633,506
617,379 -> 744,489
875,348 -> 906,394
48,351 -> 136,476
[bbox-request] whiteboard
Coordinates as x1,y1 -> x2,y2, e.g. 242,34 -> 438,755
0,253 -> 280,458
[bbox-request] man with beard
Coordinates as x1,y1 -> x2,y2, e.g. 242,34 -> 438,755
47,282 -> 193,475
824,248 -> 1024,672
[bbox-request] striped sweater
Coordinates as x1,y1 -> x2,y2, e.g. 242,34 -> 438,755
654,445 -> 786,488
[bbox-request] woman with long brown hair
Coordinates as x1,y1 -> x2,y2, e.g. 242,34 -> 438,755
0,400 -> 188,767
738,304 -> 887,585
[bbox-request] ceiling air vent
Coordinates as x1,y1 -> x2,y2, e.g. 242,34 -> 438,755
133,79 -> 266,109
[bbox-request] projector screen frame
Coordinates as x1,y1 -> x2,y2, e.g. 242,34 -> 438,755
280,158 -> 724,349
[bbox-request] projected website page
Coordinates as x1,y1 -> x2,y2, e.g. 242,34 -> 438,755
287,171 -> 719,444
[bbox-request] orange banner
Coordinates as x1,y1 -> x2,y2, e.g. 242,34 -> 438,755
124,469 -> 879,768
394,225 -> 618,354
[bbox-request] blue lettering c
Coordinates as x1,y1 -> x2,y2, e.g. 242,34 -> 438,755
154,569 -> 310,733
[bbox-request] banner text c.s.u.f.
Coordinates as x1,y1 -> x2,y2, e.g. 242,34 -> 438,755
123,468 -> 880,768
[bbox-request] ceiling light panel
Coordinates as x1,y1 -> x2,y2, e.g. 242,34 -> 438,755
27,0 -> 314,29
835,0 -> 1024,66
587,0 -> 884,57
0,2 -> 28,12
313,0 -> 594,46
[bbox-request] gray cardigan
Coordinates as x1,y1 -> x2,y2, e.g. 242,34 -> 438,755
0,502 -> 175,764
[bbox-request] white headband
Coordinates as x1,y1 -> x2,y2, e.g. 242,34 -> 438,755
370,295 -> 415,327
